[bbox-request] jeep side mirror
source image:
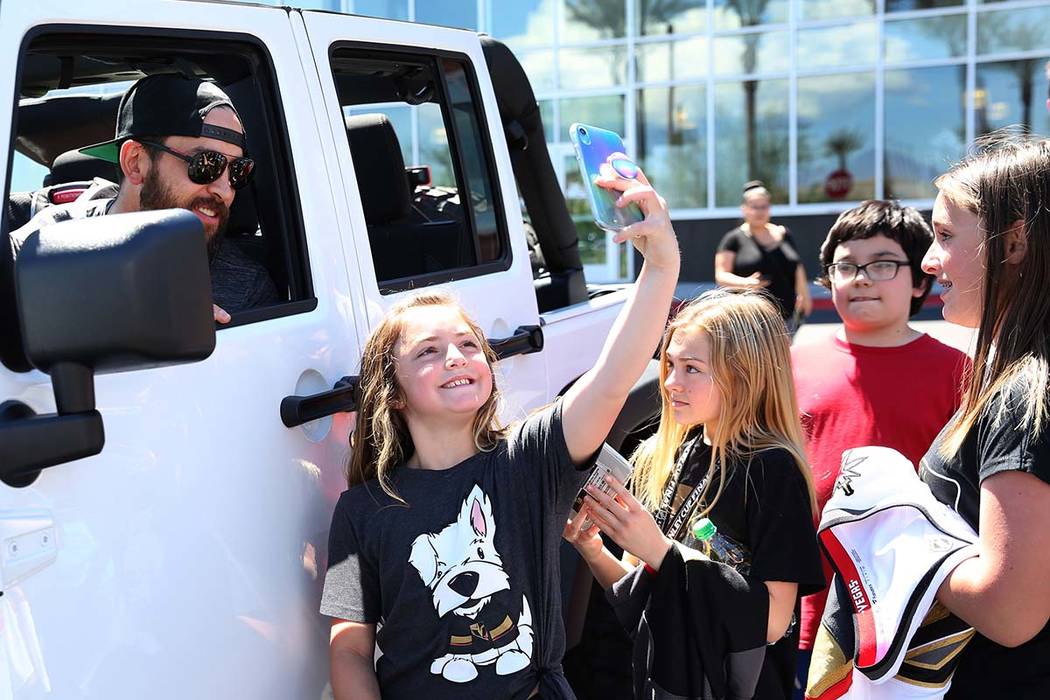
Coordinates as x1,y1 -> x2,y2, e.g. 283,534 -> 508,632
0,209 -> 216,487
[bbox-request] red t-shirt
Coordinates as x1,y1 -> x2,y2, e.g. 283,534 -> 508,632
791,333 -> 969,650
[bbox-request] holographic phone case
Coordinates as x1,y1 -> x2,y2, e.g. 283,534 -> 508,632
569,123 -> 645,231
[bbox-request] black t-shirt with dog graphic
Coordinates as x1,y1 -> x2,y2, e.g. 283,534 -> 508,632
321,402 -> 592,699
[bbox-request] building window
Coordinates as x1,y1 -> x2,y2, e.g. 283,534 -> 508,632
885,65 -> 966,200
975,58 -> 1050,140
797,72 -> 876,204
331,48 -> 509,290
712,0 -> 788,30
273,0 -> 1050,229
884,14 -> 967,64
799,0 -> 875,22
637,85 -> 707,209
639,0 -> 707,35
714,79 -> 790,206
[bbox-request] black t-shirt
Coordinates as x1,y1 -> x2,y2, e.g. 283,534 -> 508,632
320,402 -> 592,699
666,437 -> 825,699
920,379 -> 1050,698
717,226 -> 801,319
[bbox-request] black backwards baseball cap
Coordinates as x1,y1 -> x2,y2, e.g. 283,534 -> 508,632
79,74 -> 246,164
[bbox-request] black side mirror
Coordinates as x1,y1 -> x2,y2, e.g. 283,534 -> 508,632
0,209 -> 215,486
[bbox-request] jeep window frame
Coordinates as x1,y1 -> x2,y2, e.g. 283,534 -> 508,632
1,25 -> 317,356
328,42 -> 513,295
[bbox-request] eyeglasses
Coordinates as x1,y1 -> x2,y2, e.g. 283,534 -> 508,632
139,141 -> 255,190
825,260 -> 910,283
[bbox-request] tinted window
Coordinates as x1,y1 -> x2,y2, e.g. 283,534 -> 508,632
331,48 -> 508,290
5,32 -> 308,327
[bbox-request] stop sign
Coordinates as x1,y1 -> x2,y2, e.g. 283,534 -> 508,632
825,169 -> 853,199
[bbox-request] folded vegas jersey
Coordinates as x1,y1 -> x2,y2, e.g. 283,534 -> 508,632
807,446 -> 978,700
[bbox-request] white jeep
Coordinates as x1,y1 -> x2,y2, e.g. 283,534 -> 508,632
0,2 -> 659,697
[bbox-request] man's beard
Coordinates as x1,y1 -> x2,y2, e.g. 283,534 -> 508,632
140,166 -> 229,260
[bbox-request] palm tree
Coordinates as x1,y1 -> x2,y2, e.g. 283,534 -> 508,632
825,129 -> 862,171
563,0 -> 627,37
564,0 -> 696,89
725,0 -> 772,178
564,0 -> 695,157
637,0 -> 697,34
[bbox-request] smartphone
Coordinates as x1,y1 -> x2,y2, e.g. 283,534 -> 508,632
571,443 -> 635,530
569,123 -> 645,231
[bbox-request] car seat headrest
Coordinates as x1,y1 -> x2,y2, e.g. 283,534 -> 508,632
45,150 -> 119,187
344,113 -> 410,225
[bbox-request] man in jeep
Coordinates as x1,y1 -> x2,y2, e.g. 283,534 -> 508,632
10,73 -> 278,323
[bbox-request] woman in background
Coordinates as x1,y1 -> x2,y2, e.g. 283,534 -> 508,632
715,180 -> 811,331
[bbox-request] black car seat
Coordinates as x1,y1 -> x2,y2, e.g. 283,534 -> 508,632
44,150 -> 118,186
5,191 -> 35,235
220,74 -> 288,299
217,147 -> 263,267
344,113 -> 472,282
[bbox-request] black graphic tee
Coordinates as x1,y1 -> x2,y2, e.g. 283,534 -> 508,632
920,379 -> 1050,698
717,226 -> 802,320
670,438 -> 825,699
321,402 -> 592,699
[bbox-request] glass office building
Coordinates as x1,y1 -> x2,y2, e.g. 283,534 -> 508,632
235,1 -> 1050,280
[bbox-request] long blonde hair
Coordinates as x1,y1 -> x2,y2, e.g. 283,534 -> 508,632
632,290 -> 816,517
934,135 -> 1050,456
347,290 -> 507,501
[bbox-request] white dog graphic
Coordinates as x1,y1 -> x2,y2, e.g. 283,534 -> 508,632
408,484 -> 534,683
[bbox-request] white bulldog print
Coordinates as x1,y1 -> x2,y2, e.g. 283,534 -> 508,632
408,484 -> 534,684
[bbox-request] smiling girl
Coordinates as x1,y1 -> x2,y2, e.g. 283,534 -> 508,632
564,290 -> 824,699
918,137 -> 1050,698
320,162 -> 679,700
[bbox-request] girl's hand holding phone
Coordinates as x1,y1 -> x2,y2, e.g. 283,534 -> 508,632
594,155 -> 679,272
583,474 -> 674,572
563,506 -> 606,563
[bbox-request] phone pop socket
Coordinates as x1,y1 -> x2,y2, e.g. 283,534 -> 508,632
611,158 -> 639,179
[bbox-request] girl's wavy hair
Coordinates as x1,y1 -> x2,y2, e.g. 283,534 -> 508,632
631,290 -> 816,517
347,290 -> 506,502
934,134 -> 1050,456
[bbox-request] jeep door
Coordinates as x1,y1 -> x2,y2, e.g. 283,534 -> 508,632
0,3 -> 358,698
300,11 -> 550,421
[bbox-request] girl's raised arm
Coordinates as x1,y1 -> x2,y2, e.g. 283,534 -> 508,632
561,160 -> 680,464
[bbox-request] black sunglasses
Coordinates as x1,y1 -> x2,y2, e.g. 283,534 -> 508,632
139,140 -> 255,190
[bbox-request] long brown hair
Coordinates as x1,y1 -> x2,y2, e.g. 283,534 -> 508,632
347,290 -> 507,501
935,136 -> 1050,455
632,290 -> 816,517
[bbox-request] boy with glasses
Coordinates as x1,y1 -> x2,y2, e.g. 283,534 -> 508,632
11,74 -> 278,323
790,200 -> 969,698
